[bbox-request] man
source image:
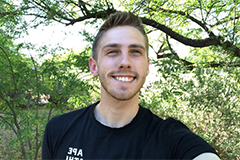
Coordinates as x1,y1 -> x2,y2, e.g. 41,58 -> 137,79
42,11 -> 220,160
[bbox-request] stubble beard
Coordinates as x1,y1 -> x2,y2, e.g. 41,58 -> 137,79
99,76 -> 146,101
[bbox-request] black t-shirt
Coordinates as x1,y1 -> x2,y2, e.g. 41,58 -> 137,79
42,102 -> 218,160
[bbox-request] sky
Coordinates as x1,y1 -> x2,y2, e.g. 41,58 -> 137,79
15,21 -> 89,57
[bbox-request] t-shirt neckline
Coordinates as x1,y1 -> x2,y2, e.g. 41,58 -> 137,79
90,101 -> 144,133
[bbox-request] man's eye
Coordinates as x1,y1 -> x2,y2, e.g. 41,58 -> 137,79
131,50 -> 141,54
107,50 -> 118,54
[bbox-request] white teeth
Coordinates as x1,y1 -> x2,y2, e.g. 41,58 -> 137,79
115,77 -> 134,82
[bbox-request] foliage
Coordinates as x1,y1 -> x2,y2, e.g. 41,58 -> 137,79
0,43 -> 94,159
140,58 -> 240,159
7,0 -> 239,67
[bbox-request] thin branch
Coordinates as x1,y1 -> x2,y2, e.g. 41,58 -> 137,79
232,0 -> 237,43
30,55 -> 41,160
166,34 -> 177,56
0,115 -> 19,136
156,41 -> 166,55
157,52 -> 240,69
151,7 -> 215,37
0,90 -> 21,131
0,49 -> 25,158
78,0 -> 90,15
105,0 -> 111,9
204,1 -> 218,22
166,35 -> 194,70
198,0 -> 205,24
0,46 -> 18,94
66,8 -> 116,25
210,16 -> 240,27
0,93 -> 10,108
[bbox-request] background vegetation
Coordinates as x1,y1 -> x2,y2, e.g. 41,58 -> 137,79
0,0 -> 239,159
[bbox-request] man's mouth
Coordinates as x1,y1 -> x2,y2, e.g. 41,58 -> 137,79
114,76 -> 135,82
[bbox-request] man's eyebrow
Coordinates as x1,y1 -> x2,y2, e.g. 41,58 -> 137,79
102,43 -> 121,50
102,43 -> 146,50
128,44 -> 146,50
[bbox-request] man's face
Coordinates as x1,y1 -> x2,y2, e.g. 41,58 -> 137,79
89,26 -> 149,101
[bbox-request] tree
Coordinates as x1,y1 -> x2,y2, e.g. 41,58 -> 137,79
4,0 -> 239,68
0,44 -> 94,159
0,2 -> 94,158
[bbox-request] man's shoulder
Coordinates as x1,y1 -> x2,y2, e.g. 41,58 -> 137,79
162,117 -> 189,130
47,102 -> 97,127
140,107 -> 183,129
139,106 -> 188,130
159,117 -> 219,159
50,106 -> 88,122
159,117 -> 192,138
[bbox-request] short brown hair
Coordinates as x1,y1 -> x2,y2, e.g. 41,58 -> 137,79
92,11 -> 149,60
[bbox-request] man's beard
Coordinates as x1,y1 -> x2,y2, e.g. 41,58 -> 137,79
99,76 -> 146,101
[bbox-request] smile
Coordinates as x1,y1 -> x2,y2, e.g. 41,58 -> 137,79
114,76 -> 135,82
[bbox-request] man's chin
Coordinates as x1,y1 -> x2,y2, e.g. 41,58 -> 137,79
110,92 -> 139,101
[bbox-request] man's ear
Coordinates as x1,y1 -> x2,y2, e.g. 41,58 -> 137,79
89,57 -> 99,77
147,58 -> 150,75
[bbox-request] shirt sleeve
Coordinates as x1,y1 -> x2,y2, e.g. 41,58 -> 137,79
42,120 -> 53,160
162,118 -> 219,159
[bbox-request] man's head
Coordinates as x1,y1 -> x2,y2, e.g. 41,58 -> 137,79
89,11 -> 150,101
92,11 -> 149,60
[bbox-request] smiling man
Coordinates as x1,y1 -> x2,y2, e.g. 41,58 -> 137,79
42,11 -> 220,160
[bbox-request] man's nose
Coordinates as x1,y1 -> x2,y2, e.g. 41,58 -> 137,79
118,53 -> 132,70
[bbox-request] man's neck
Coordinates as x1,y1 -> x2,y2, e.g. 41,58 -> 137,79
94,98 -> 139,128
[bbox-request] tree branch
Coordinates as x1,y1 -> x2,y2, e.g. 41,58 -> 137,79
66,8 -> 116,26
141,17 -> 220,47
0,115 -> 19,137
0,46 -> 18,94
164,35 -> 194,70
78,0 -> 90,16
210,16 -> 240,27
0,91 -> 14,113
141,17 -> 240,58
158,35 -> 240,69
155,7 -> 215,37
157,53 -> 240,69
166,34 -> 177,56
19,2 -> 240,58
0,90 -> 21,131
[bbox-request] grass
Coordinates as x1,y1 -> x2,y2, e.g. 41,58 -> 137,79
0,128 -> 22,159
